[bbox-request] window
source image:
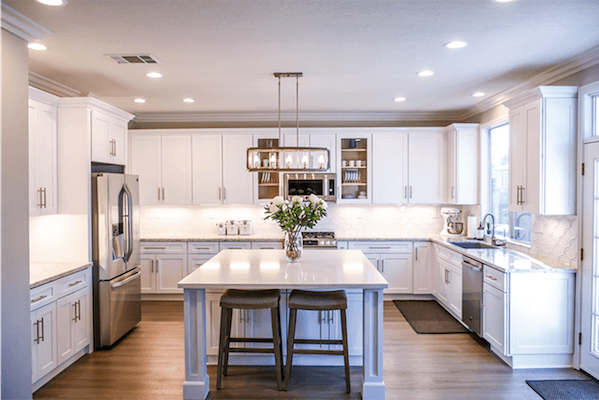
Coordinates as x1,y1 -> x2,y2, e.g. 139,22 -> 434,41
488,123 -> 531,243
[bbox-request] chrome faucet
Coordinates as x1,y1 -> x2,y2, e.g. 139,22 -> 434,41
482,213 -> 505,247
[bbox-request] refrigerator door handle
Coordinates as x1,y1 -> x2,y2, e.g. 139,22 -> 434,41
111,270 -> 142,289
121,183 -> 134,263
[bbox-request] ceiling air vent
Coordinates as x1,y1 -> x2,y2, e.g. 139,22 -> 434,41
105,54 -> 161,64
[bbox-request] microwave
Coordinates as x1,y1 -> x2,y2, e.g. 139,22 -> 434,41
283,173 -> 336,202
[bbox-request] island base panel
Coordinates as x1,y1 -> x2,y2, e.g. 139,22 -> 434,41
184,289 -> 210,400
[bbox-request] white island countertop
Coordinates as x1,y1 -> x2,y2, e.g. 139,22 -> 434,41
178,249 -> 389,290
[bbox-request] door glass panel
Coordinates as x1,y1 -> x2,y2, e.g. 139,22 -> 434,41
592,159 -> 599,357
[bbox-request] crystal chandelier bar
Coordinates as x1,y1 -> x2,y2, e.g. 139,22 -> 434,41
247,147 -> 330,172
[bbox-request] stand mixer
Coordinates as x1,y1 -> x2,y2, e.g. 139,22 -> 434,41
440,207 -> 463,236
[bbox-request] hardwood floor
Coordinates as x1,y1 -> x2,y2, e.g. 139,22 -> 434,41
34,301 -> 588,399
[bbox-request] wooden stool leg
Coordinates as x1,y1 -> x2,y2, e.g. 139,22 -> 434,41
340,309 -> 351,393
223,308 -> 232,377
271,307 -> 283,390
276,304 -> 284,380
216,307 -> 229,390
284,308 -> 297,391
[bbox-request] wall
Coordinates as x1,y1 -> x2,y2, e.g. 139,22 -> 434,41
1,30 -> 32,400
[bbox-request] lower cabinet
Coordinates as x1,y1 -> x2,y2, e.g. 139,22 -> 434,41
140,242 -> 187,294
30,267 -> 92,390
412,241 -> 432,294
483,281 -> 506,354
433,244 -> 462,318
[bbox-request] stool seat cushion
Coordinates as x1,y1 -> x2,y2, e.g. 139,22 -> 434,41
220,289 -> 281,309
288,290 -> 347,310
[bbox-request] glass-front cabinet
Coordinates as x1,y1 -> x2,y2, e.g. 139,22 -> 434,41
337,132 -> 372,203
254,134 -> 282,202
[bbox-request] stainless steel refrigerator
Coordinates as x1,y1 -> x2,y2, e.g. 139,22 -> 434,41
92,173 -> 141,348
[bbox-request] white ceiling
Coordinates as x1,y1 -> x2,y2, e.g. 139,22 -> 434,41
6,0 -> 599,120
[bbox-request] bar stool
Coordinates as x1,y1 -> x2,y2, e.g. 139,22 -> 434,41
217,289 -> 284,390
284,289 -> 350,392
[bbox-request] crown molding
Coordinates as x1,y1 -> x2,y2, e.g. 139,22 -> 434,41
59,97 -> 135,122
1,3 -> 53,42
459,44 -> 599,120
29,72 -> 81,98
132,110 -> 457,124
29,86 -> 59,106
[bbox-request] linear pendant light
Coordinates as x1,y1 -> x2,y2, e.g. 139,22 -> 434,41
247,72 -> 330,172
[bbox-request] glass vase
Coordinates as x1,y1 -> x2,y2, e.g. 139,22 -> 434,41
284,231 -> 303,262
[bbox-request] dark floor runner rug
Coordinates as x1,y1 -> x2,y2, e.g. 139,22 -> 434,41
393,300 -> 469,334
526,380 -> 599,400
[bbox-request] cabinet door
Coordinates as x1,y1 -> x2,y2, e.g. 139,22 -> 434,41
109,118 -> 128,165
446,130 -> 457,204
455,129 -> 478,204
140,255 -> 155,293
130,135 -> 162,206
192,135 -> 223,205
91,111 -> 111,163
408,132 -> 445,204
188,254 -> 217,274
380,253 -> 413,293
155,254 -> 187,294
328,290 -> 363,356
413,242 -> 432,294
73,288 -> 90,352
32,302 -> 58,381
56,293 -> 76,365
447,264 -> 462,318
161,135 -> 193,205
310,133 -> 336,172
483,282 -> 506,355
373,133 -> 408,204
434,258 -> 450,306
205,291 -> 243,355
508,105 -> 526,212
522,100 -> 542,214
222,134 -> 254,204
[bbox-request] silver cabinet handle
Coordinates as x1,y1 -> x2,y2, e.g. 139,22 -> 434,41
158,187 -> 161,201
151,259 -> 154,273
77,300 -> 81,321
218,187 -> 222,200
37,188 -> 43,208
31,294 -> 47,303
43,187 -> 47,208
223,187 -> 227,200
69,280 -> 82,287
227,247 -> 242,250
39,318 -> 44,342
369,246 -> 391,250
72,303 -> 78,322
260,246 -> 274,249
486,275 -> 498,281
33,320 -> 39,344
162,187 -> 165,200
404,186 -> 408,199
520,186 -> 525,205
194,247 -> 211,250
381,259 -> 385,273
156,260 -> 159,273
113,140 -> 117,157
415,247 -> 418,261
409,186 -> 413,199
144,246 -> 166,250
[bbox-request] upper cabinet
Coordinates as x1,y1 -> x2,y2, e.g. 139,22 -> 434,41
337,132 -> 372,203
91,110 -> 130,165
408,132 -> 446,204
445,124 -> 478,205
504,86 -> 578,215
29,87 -> 59,216
282,129 -> 337,173
372,131 -> 408,204
130,133 -> 193,205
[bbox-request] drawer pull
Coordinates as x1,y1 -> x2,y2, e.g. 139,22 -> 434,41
144,246 -> 166,250
369,246 -> 392,250
31,294 -> 47,303
227,247 -> 243,249
486,275 -> 498,281
69,280 -> 82,287
194,247 -> 211,250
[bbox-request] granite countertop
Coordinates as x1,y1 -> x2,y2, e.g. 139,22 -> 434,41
141,234 -> 285,242
431,237 -> 576,274
30,261 -> 93,289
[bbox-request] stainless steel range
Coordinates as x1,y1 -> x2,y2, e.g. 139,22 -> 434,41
303,231 -> 337,249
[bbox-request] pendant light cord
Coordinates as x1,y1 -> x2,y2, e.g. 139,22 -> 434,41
296,75 -> 299,146
278,75 -> 281,143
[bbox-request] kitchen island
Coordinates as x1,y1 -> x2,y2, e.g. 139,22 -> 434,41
178,249 -> 388,400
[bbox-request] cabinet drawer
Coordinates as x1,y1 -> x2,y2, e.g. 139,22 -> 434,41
348,241 -> 413,254
220,242 -> 251,250
187,242 -> 219,253
55,269 -> 90,299
251,241 -> 283,250
436,245 -> 462,266
483,266 -> 506,292
188,254 -> 218,274
141,242 -> 186,253
30,283 -> 56,311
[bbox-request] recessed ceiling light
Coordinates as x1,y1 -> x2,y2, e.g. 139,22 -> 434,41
472,92 -> 485,97
134,98 -> 146,103
28,43 -> 47,51
35,0 -> 68,6
183,98 -> 195,103
146,72 -> 162,78
417,70 -> 434,77
445,41 -> 467,49
393,97 -> 406,102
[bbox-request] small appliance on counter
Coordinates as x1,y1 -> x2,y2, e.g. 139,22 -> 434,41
440,207 -> 463,236
239,220 -> 252,235
216,222 -> 226,235
226,220 -> 239,235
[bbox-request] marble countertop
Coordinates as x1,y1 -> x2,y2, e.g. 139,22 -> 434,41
431,237 -> 576,274
142,234 -> 285,242
178,249 -> 389,290
30,261 -> 93,289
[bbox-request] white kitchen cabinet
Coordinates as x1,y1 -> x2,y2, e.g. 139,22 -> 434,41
250,241 -> 284,250
31,302 -> 58,384
504,86 -> 578,215
372,132 -> 408,204
349,241 -> 413,293
192,134 -> 223,205
140,242 -> 188,295
28,89 -> 59,216
483,281 -> 506,354
433,244 -> 462,318
408,132 -> 446,204
130,133 -> 192,205
412,241 -> 432,294
187,242 -> 219,273
56,287 -> 89,365
91,110 -> 129,165
445,124 -> 478,205
254,131 -> 282,202
223,134 -> 255,204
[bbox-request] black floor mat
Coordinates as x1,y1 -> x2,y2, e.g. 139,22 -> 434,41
392,300 -> 469,334
526,379 -> 599,400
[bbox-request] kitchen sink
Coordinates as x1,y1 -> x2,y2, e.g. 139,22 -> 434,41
449,241 -> 497,249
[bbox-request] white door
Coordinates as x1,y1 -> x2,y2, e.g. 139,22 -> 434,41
446,130 -> 457,204
508,105 -> 526,212
140,256 -> 155,293
109,119 -> 127,165
581,141 -> 599,378
155,254 -> 187,294
73,289 -> 90,352
413,242 -> 432,294
380,253 -> 413,293
192,135 -> 223,205
130,135 -> 162,205
56,293 -> 76,364
222,134 -> 254,204
161,135 -> 193,205
91,111 -> 111,163
408,132 -> 445,204
373,133 -> 408,204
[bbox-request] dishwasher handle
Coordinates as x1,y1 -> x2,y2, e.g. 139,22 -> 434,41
462,258 -> 482,271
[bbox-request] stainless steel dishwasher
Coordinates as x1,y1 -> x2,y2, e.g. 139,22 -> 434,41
462,256 -> 483,336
